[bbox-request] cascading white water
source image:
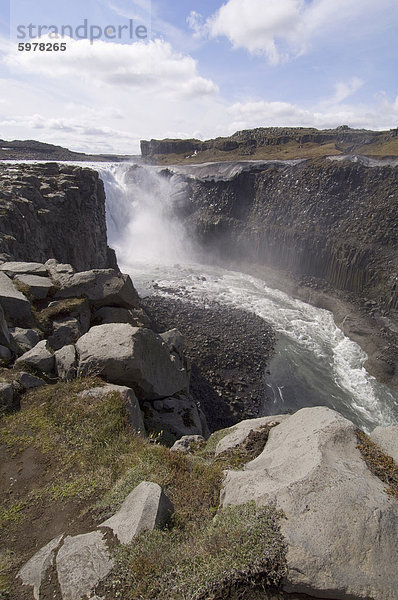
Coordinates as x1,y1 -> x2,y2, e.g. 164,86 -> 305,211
97,162 -> 195,269
96,161 -> 398,432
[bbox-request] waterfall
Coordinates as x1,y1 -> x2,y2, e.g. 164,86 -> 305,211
97,162 -> 195,271
95,161 -> 398,432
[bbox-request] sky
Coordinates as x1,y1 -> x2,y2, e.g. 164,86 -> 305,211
0,0 -> 397,154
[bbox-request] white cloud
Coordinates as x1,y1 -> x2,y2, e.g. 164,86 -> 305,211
326,77 -> 364,105
2,36 -> 218,98
191,0 -> 398,64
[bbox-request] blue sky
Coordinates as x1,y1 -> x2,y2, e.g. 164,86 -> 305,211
0,0 -> 397,153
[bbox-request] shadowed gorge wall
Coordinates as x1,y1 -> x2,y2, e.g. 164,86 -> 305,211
182,158 -> 398,312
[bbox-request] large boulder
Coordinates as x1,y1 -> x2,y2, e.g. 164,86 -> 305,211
220,406 -> 398,600
15,340 -> 55,375
143,393 -> 207,442
100,481 -> 174,544
48,317 -> 82,351
79,384 -> 145,435
54,269 -> 139,309
55,531 -> 113,600
76,324 -> 189,399
45,259 -> 74,285
0,271 -> 33,326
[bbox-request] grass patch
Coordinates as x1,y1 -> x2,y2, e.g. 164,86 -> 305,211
0,377 -> 137,529
1,378 -> 286,599
102,502 -> 287,600
357,431 -> 398,498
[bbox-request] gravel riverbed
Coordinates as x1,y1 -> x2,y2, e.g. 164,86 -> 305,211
142,294 -> 276,432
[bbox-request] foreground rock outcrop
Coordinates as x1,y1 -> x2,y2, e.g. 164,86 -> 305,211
221,406 -> 398,600
0,257 -> 207,441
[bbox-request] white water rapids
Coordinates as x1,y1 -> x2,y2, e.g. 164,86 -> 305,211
97,161 -> 398,433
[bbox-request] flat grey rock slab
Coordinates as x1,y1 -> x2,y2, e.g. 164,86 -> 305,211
54,269 -> 139,309
14,274 -> 53,300
0,261 -> 47,276
0,271 -> 32,326
17,534 -> 63,600
56,531 -> 113,600
221,406 -> 398,600
370,425 -> 398,464
76,324 -> 189,399
215,414 -> 289,456
100,481 -> 174,544
16,340 -> 55,374
79,384 -> 145,434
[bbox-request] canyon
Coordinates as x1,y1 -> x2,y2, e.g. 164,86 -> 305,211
0,128 -> 397,600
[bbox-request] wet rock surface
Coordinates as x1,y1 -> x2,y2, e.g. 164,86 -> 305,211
142,294 -> 275,431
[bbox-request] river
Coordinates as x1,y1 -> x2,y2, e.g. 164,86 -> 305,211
96,160 -> 398,433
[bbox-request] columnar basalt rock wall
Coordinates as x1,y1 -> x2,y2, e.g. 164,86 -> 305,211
0,163 -> 115,271
183,158 -> 398,311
